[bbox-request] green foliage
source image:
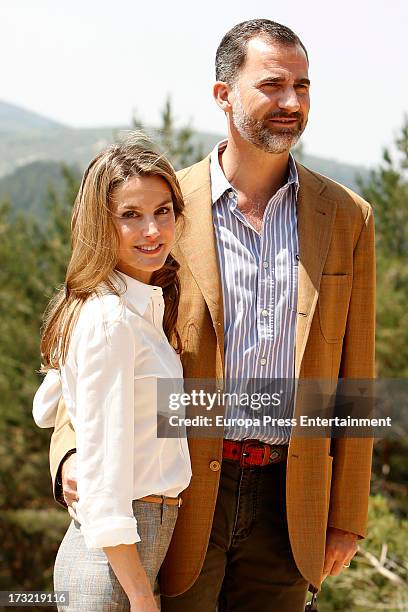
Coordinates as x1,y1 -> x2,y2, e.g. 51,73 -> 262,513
0,109 -> 407,609
316,120 -> 408,609
155,96 -> 204,169
358,117 -> 408,376
132,96 -> 204,170
0,161 -> 81,220
318,495 -> 408,611
0,509 -> 69,591
0,108 -> 205,594
372,440 -> 408,519
0,169 -> 76,595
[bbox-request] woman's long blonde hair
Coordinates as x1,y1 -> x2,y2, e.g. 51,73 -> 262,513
41,133 -> 185,370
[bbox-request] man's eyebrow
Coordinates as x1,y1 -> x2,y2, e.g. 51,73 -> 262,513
257,76 -> 311,86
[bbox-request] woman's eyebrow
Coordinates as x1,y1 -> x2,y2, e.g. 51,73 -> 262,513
117,198 -> 173,211
154,198 -> 173,208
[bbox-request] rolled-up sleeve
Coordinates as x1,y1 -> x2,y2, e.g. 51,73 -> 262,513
33,369 -> 62,428
74,316 -> 140,549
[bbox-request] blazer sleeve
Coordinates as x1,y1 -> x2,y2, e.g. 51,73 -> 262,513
49,395 -> 77,508
328,203 -> 375,538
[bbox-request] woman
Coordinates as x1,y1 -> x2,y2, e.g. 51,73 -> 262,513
33,133 -> 192,611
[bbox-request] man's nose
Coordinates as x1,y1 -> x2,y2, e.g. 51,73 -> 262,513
278,87 -> 300,113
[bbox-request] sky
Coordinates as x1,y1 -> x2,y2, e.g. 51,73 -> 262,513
1,0 -> 407,167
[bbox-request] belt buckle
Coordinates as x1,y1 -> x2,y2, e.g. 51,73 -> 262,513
240,439 -> 267,467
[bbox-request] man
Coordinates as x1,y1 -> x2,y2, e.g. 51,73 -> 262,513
50,19 -> 375,612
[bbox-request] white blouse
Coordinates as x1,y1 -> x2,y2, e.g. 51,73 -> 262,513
33,271 -> 191,549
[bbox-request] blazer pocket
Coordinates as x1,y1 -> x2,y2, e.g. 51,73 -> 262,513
318,274 -> 351,343
181,321 -> 199,353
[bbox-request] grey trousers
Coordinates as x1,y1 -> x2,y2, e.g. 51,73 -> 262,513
54,500 -> 178,611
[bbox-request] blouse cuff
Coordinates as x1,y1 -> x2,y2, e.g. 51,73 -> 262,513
80,516 -> 141,549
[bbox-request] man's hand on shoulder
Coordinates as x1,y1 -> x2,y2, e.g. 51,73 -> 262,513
61,452 -> 79,521
322,527 -> 358,581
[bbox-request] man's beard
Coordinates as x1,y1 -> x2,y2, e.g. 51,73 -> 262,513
231,89 -> 307,154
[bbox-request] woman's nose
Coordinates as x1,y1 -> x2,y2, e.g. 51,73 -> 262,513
144,220 -> 160,239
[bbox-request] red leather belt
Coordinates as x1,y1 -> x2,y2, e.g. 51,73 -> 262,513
223,439 -> 288,468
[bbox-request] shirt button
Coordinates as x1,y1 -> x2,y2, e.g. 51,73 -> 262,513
227,189 -> 234,198
261,309 -> 268,317
260,358 -> 267,366
209,460 -> 221,472
263,261 -> 269,268
295,254 -> 300,261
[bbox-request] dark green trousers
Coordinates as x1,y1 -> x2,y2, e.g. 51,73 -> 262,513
161,459 -> 308,612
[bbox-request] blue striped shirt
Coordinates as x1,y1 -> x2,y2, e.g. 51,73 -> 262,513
210,140 -> 299,444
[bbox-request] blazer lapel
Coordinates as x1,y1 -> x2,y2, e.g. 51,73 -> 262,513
176,158 -> 337,381
294,163 -> 338,377
177,157 -> 224,370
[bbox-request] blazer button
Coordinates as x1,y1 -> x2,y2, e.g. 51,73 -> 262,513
209,460 -> 221,472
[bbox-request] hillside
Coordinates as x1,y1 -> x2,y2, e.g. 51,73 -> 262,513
0,101 -> 370,213
0,124 -> 119,179
0,160 -> 81,218
0,99 -> 64,133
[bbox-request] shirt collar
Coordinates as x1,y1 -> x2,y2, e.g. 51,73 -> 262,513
111,270 -> 163,316
210,139 -> 233,203
210,139 -> 299,204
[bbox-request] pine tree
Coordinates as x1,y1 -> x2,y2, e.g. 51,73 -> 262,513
358,117 -> 408,376
0,171 -> 76,594
132,96 -> 204,170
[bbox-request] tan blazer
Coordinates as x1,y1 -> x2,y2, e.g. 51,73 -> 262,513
49,157 -> 375,594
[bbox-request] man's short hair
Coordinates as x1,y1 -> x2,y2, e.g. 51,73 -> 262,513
215,19 -> 308,84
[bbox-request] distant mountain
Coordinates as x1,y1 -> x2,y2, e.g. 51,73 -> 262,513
0,99 -> 65,134
298,152 -> 368,192
0,101 -> 371,214
0,123 -> 120,178
0,160 -> 80,218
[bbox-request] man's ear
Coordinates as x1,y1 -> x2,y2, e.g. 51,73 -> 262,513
213,81 -> 233,113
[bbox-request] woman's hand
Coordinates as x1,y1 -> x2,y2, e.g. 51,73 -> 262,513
130,589 -> 158,611
103,544 -> 157,611
61,452 -> 79,521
